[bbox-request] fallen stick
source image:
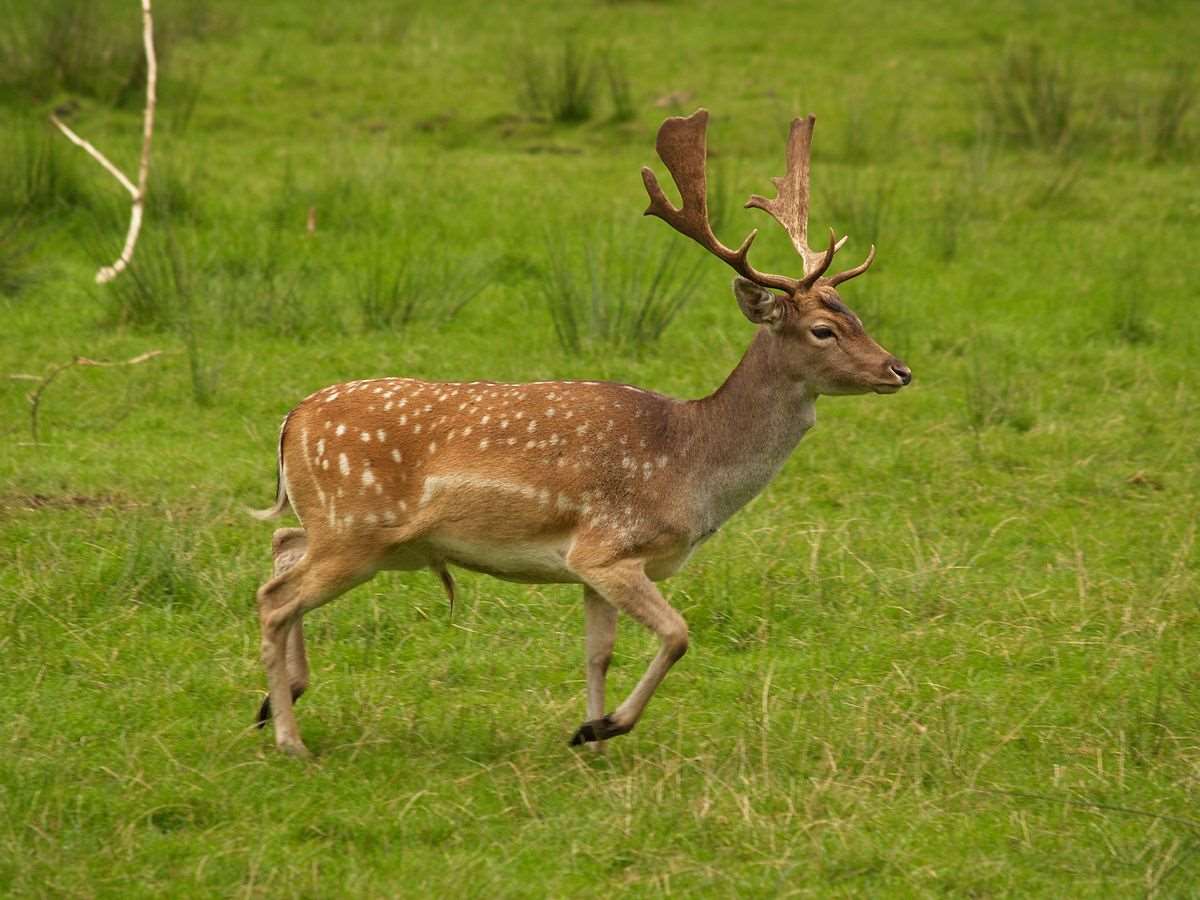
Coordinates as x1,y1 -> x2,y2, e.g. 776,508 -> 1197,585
8,350 -> 165,442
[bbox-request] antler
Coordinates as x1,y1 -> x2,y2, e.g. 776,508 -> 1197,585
744,115 -> 846,281
643,109 -> 876,294
746,113 -> 876,287
641,110 -> 800,295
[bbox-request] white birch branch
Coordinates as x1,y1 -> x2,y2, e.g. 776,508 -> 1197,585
50,0 -> 157,284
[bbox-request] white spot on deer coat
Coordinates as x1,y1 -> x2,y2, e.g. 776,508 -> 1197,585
336,424 -> 347,436
338,453 -> 350,476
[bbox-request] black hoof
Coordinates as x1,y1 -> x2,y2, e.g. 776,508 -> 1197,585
569,714 -> 622,746
256,695 -> 272,728
255,686 -> 304,728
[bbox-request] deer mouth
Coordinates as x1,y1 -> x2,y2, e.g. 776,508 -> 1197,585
872,382 -> 904,394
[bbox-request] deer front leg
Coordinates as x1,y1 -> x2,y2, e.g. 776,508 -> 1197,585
582,586 -> 618,749
569,561 -> 687,746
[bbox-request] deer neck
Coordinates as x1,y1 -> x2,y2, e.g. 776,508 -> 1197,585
681,328 -> 817,532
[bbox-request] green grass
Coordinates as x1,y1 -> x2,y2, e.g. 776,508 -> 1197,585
1,0 -> 1199,895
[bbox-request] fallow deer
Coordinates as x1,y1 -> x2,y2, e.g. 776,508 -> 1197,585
253,109 -> 911,757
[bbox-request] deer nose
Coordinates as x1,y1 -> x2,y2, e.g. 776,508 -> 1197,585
889,361 -> 912,385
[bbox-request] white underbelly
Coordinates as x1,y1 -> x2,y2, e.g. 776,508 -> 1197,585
429,535 -> 579,584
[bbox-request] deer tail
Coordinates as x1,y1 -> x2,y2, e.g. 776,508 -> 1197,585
249,412 -> 292,520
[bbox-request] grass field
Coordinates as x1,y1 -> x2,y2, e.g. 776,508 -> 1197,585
2,0 -> 1199,895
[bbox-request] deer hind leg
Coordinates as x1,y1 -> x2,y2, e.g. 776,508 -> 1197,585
569,561 -> 687,747
256,541 -> 373,757
257,528 -> 311,728
582,586 -> 618,750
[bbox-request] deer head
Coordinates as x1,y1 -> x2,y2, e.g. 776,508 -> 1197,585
642,109 -> 911,396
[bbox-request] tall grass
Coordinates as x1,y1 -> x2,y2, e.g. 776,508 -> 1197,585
820,167 -> 895,247
834,103 -> 905,164
962,339 -> 1036,437
0,215 -> 39,296
516,40 -> 637,124
982,42 -> 1079,151
601,50 -> 636,123
1021,152 -> 1083,210
95,225 -> 220,403
1099,249 -> 1157,346
928,182 -> 972,263
1141,63 -> 1196,160
0,0 -> 212,106
352,239 -> 489,332
926,139 -> 991,262
540,221 -> 704,353
307,0 -> 413,45
0,120 -> 91,217
518,40 -> 598,124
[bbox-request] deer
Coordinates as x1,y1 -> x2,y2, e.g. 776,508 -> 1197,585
252,109 -> 912,758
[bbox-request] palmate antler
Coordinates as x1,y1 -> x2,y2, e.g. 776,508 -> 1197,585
641,109 -> 875,295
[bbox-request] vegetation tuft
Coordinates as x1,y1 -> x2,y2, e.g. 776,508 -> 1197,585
518,39 -> 598,124
540,221 -> 704,353
516,39 -> 637,124
0,0 -> 214,106
352,238 -> 489,333
0,120 -> 91,216
1141,62 -> 1196,160
982,41 -> 1079,151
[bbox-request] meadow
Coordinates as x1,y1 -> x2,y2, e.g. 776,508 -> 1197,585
1,0 -> 1198,895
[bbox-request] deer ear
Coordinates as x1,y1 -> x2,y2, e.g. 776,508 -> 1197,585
732,277 -> 784,326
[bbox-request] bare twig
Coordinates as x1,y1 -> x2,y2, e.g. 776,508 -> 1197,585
50,0 -> 157,284
8,350 -> 164,442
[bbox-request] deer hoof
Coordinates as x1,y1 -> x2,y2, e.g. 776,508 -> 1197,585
569,715 -> 624,746
278,739 -> 312,759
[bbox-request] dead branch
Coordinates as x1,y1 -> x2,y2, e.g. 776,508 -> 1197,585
50,0 -> 157,284
8,350 -> 164,443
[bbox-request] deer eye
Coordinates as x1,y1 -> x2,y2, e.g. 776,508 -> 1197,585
810,325 -> 836,340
